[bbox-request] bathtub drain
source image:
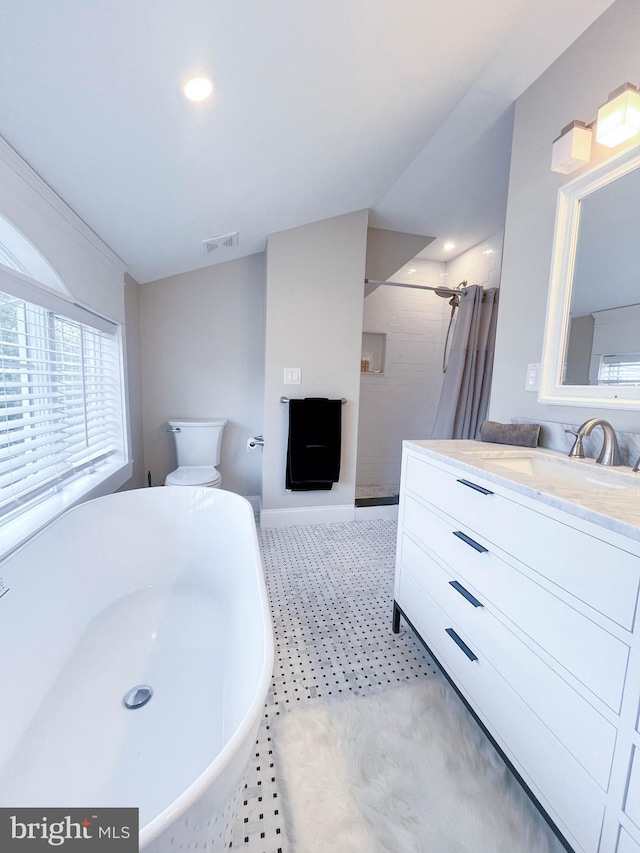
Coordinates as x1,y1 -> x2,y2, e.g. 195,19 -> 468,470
123,685 -> 153,709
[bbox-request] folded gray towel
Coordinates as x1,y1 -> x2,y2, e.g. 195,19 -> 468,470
480,420 -> 540,448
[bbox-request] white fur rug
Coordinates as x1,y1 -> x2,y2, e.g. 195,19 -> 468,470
274,680 -> 566,853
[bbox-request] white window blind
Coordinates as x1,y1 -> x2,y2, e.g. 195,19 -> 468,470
0,289 -> 124,518
598,353 -> 640,386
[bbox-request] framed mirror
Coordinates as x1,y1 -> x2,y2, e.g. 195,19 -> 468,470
539,143 -> 640,409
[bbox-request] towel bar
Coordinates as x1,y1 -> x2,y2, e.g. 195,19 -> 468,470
280,396 -> 347,404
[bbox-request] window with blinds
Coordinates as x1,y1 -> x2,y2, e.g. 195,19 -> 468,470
597,353 -> 640,386
0,289 -> 124,519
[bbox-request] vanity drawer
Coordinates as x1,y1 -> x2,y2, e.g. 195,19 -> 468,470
396,566 -> 605,853
403,493 -> 630,712
404,452 -> 640,629
399,532 -> 617,790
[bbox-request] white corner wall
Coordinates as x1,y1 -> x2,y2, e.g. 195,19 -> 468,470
139,253 -> 266,496
490,0 -> 640,434
0,135 -> 141,493
121,273 -> 145,490
0,137 -> 126,322
262,209 -> 369,525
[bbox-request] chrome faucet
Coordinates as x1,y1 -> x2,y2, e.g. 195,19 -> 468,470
565,419 -> 621,466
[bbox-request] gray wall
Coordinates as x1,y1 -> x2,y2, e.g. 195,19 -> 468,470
365,227 -> 432,281
139,253 -> 266,495
490,0 -> 640,433
565,315 -> 594,386
262,210 -> 369,517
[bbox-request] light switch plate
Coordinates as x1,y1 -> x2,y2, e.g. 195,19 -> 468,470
525,363 -> 541,392
284,367 -> 301,385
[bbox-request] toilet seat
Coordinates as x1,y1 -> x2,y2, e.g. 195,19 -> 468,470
164,465 -> 222,487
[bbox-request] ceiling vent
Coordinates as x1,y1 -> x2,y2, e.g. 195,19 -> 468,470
202,232 -> 238,254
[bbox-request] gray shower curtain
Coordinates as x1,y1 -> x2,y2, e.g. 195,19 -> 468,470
431,285 -> 499,440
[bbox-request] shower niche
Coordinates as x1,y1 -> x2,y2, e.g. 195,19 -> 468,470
361,331 -> 386,373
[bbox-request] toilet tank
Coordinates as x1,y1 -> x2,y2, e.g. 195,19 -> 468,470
168,418 -> 227,467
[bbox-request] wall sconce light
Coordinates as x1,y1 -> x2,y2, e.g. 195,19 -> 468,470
551,121 -> 593,174
552,82 -> 640,173
595,82 -> 640,147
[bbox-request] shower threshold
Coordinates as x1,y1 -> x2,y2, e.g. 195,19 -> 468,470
355,483 -> 400,507
355,495 -> 399,507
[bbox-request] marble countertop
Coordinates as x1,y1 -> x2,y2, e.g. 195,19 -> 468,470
403,439 -> 640,544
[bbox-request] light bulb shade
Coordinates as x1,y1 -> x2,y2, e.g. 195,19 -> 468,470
551,121 -> 592,174
596,83 -> 640,148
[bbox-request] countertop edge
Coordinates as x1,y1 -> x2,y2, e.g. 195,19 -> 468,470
402,439 -> 640,546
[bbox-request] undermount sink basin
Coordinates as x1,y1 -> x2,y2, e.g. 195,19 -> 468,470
460,448 -> 640,492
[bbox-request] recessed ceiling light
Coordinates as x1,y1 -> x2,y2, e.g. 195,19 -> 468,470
443,242 -> 455,252
183,76 -> 214,102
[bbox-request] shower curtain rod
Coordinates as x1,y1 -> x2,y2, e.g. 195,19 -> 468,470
364,278 -> 464,295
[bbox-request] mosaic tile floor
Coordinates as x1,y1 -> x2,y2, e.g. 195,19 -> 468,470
228,519 -> 440,852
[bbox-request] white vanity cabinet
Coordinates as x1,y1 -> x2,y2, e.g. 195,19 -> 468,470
393,441 -> 640,853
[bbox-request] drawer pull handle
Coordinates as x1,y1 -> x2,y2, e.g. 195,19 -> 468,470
449,580 -> 483,608
452,530 -> 488,553
445,628 -> 478,662
457,478 -> 493,496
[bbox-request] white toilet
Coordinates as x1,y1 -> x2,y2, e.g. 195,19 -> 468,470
164,418 -> 228,488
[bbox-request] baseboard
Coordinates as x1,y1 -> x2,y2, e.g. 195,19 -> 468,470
354,504 -> 399,522
260,504 -> 355,528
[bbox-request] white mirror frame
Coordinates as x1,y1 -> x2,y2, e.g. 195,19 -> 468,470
539,143 -> 640,409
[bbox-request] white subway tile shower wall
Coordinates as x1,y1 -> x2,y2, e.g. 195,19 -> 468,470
446,232 -> 504,291
228,519 -> 440,852
356,236 -> 504,490
356,260 -> 449,488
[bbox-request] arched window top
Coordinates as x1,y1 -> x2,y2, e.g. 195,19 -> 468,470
0,213 -> 70,295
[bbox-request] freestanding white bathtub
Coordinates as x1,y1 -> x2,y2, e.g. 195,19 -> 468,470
0,486 -> 273,851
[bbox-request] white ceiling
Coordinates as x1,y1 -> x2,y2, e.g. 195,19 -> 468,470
0,0 -> 615,283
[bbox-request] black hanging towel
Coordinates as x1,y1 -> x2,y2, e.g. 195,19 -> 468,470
286,398 -> 342,490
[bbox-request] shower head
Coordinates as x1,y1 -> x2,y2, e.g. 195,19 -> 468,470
435,287 -> 460,308
435,279 -> 467,300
